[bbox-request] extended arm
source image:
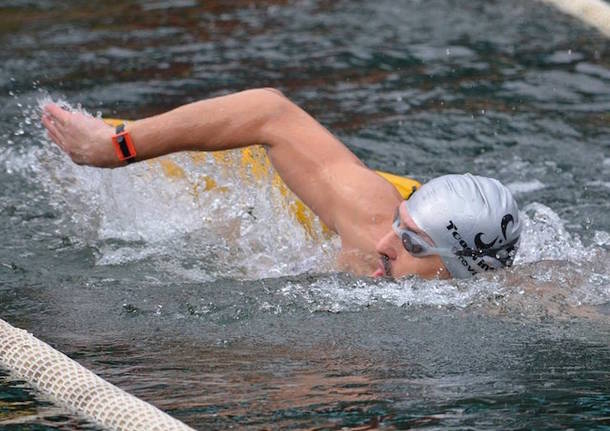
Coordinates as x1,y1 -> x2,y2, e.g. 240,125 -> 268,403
42,88 -> 400,233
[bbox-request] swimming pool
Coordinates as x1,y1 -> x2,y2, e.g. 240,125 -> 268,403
1,0 -> 608,429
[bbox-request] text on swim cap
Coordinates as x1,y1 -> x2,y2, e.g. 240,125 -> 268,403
446,221 -> 492,274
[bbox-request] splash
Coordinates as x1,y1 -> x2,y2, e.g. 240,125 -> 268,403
271,204 -> 609,317
3,96 -> 609,318
7,97 -> 338,280
514,202 -> 599,263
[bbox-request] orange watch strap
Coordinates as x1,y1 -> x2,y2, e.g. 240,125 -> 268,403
111,123 -> 136,163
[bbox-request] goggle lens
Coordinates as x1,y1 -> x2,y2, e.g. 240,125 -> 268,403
401,233 -> 424,255
393,209 -> 432,257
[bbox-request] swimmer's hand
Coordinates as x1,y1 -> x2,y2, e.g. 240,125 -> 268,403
41,104 -> 119,168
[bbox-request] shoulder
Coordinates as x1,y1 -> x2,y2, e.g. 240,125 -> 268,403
326,163 -> 402,238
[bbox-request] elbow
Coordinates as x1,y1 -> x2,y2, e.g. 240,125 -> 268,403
258,87 -> 293,114
252,88 -> 299,143
260,87 -> 285,98
245,87 -> 292,116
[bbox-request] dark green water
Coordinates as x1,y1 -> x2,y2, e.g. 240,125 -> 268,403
0,1 -> 609,430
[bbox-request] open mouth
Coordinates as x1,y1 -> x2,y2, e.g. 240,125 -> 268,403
381,255 -> 391,276
372,255 -> 391,278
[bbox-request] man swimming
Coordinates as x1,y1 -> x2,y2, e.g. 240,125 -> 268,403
41,88 -> 521,279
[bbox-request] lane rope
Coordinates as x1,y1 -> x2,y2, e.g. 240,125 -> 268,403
0,318 -> 196,431
539,0 -> 610,37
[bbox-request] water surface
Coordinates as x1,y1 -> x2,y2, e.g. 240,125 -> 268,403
0,0 -> 609,429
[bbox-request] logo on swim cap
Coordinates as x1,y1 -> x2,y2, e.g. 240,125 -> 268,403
449,213 -> 519,271
474,213 -> 514,250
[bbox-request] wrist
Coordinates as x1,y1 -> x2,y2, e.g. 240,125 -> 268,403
92,126 -> 121,168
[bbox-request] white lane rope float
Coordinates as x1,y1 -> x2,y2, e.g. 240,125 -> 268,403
539,0 -> 610,37
0,318 -> 196,431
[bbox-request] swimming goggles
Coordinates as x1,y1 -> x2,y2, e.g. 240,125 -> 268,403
392,209 -> 456,258
392,208 -> 519,264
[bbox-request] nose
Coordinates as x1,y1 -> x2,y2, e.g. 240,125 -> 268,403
376,229 -> 399,260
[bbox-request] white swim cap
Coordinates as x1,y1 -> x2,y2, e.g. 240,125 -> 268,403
404,173 -> 521,278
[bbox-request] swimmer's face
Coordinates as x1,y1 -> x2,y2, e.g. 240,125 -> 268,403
374,202 -> 450,279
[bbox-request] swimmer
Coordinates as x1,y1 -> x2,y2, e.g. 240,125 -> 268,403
41,88 -> 521,279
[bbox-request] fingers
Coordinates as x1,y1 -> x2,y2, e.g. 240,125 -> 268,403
46,129 -> 65,152
43,103 -> 72,127
46,129 -> 64,150
42,112 -> 67,151
42,112 -> 62,138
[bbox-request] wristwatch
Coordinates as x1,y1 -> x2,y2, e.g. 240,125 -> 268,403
111,123 -> 137,164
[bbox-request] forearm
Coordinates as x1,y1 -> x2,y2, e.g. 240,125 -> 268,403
125,88 -> 286,160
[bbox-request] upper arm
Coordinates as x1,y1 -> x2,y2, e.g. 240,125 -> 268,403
261,93 -> 401,232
